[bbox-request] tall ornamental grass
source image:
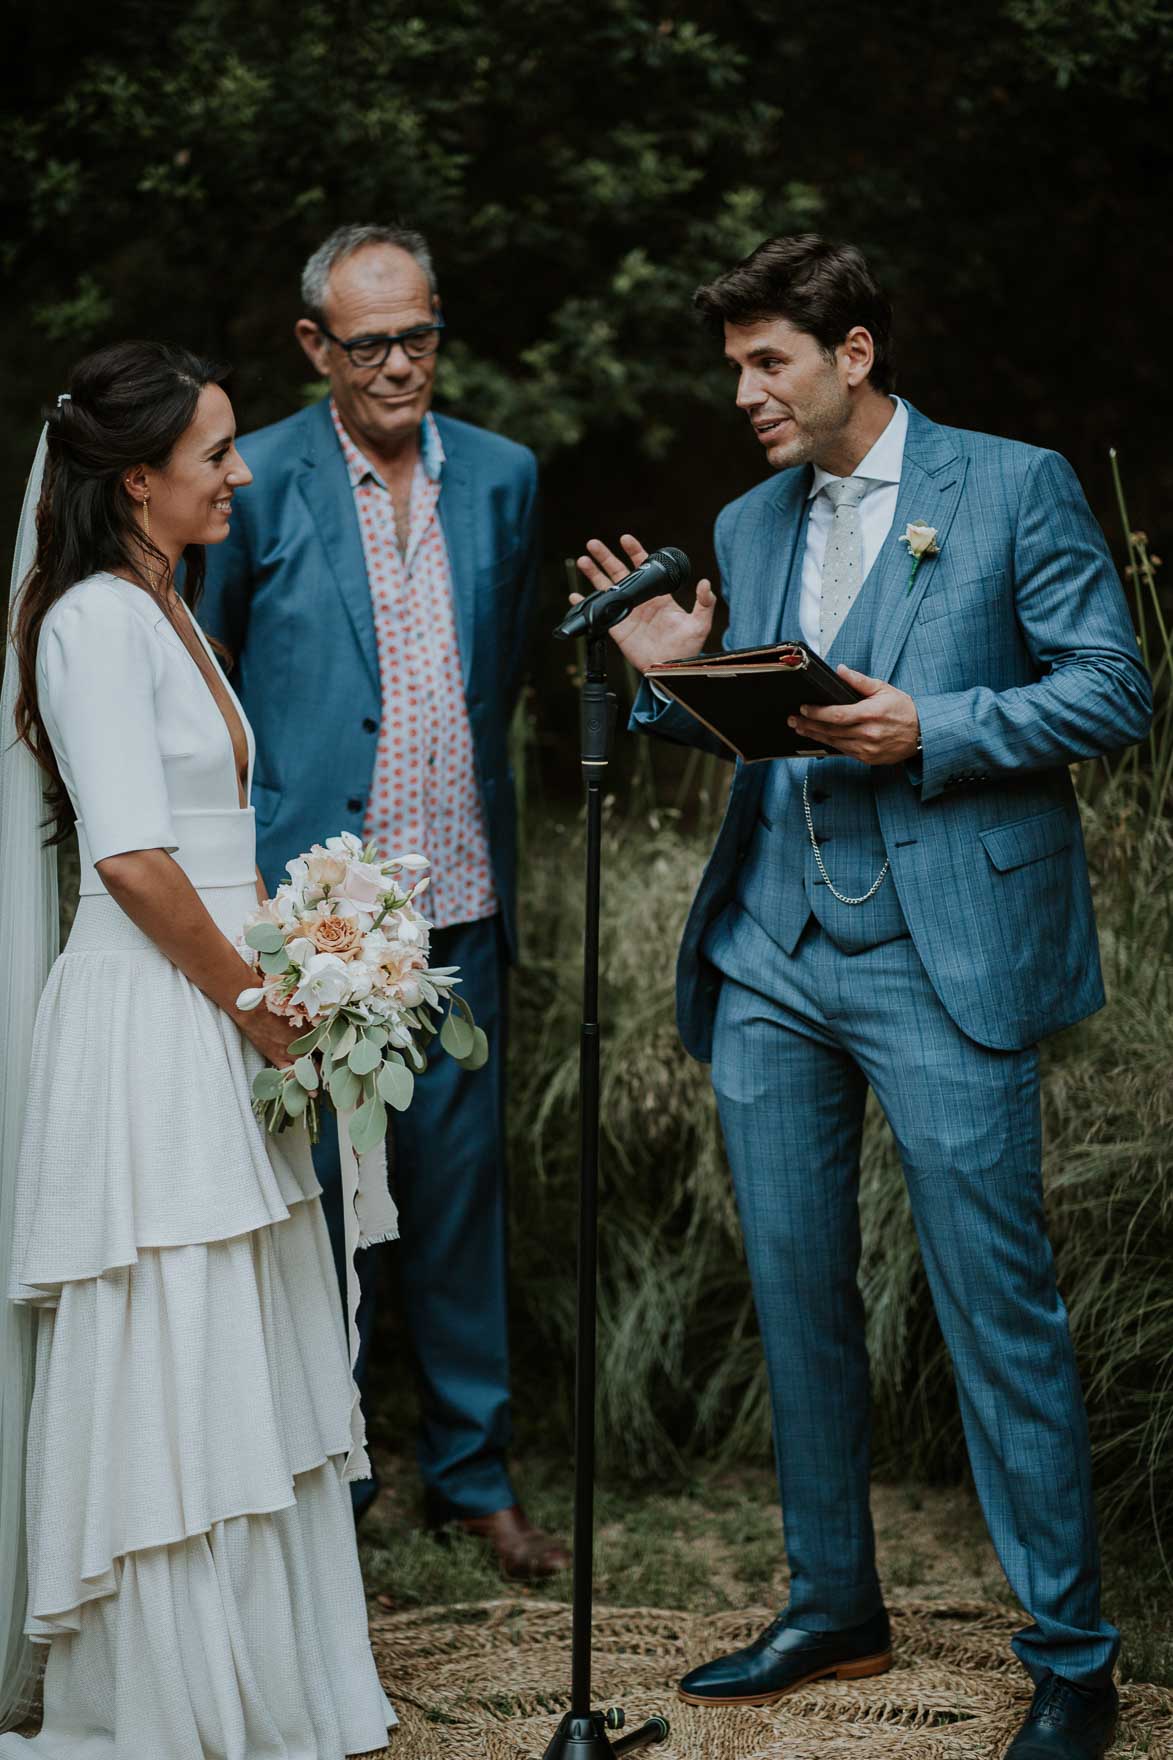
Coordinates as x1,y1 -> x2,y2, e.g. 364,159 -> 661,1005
506,478 -> 1172,1557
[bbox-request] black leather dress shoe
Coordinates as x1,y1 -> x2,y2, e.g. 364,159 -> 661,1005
1004,1671 -> 1119,1759
679,1608 -> 892,1707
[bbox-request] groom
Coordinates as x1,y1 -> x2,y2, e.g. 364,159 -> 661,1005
203,222 -> 569,1578
576,235 -> 1150,1759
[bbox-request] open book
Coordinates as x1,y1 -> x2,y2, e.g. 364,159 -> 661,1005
645,641 -> 862,760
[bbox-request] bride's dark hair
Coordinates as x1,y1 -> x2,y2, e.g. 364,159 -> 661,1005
12,339 -> 226,844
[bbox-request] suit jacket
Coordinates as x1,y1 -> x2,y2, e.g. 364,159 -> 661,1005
633,403 -> 1152,1059
200,397 -> 541,957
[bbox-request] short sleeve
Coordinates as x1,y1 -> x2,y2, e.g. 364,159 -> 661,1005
37,583 -> 178,864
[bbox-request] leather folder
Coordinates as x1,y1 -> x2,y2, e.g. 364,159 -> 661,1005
645,642 -> 862,761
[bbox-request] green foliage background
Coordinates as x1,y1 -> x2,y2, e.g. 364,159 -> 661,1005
3,0 -> 1171,652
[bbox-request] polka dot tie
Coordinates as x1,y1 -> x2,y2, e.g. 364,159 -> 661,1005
819,476 -> 869,651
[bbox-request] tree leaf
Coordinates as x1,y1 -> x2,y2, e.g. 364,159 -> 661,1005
245,922 -> 285,955
377,1060 -> 415,1111
328,1063 -> 361,1113
348,1038 -> 382,1076
348,1094 -> 388,1156
293,1055 -> 319,1091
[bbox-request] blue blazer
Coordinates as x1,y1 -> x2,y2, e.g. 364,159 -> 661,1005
634,404 -> 1152,1059
200,397 -> 541,957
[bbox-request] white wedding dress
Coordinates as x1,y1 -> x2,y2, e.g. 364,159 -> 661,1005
0,572 -> 394,1758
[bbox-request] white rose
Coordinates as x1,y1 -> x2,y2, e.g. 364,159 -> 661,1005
290,952 -> 353,1013
338,859 -> 389,909
305,849 -> 348,890
901,521 -> 939,558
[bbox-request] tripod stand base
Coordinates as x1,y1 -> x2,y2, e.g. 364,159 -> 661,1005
541,1710 -> 670,1758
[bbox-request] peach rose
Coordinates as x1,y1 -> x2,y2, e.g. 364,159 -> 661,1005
263,987 -> 310,1026
304,911 -> 363,960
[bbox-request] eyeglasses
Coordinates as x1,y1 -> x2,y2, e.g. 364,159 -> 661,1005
314,316 -> 446,370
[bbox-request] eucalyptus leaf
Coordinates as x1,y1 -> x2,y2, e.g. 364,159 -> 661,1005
349,1094 -> 388,1156
328,1063 -> 361,1113
407,1040 -> 427,1073
282,1080 -> 308,1118
348,1038 -> 382,1077
451,992 -> 476,1025
440,1010 -> 475,1060
364,1024 -> 389,1048
289,1018 -> 330,1057
458,1026 -> 490,1072
245,922 -> 285,955
252,1067 -> 284,1103
293,1055 -> 319,1091
377,1060 -> 415,1111
259,946 -> 291,975
332,1022 -> 358,1063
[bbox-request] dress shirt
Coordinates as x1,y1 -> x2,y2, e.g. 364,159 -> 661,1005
330,400 -> 497,929
800,396 -> 908,654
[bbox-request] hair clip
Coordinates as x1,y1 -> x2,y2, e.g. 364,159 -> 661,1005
56,392 -> 71,408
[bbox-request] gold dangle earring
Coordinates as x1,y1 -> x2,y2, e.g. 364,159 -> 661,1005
141,492 -> 151,540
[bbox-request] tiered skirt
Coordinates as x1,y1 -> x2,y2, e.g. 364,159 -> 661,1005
2,885 -> 394,1758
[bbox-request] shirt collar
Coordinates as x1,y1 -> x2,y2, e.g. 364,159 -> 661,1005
808,395 -> 908,500
329,398 -> 446,490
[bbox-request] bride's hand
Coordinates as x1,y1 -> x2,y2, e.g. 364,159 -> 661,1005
237,1005 -> 303,1069
572,533 -> 716,674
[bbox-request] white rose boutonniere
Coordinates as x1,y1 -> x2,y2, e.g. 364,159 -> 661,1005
899,520 -> 941,593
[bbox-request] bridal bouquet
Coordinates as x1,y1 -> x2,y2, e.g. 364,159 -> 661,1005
235,832 -> 486,1156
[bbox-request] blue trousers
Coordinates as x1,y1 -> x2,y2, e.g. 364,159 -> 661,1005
313,915 -> 515,1520
705,906 -> 1119,1686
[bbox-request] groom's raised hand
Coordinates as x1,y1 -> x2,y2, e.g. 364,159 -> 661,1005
790,664 -> 921,765
572,534 -> 716,674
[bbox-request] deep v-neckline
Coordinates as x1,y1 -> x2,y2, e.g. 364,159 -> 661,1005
170,597 -> 251,811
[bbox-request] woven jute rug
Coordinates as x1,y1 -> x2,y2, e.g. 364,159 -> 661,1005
365,1598 -> 1173,1759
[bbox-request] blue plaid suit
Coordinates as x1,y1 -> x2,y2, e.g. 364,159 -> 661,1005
633,404 -> 1151,1684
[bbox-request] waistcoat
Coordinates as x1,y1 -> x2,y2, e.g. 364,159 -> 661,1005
733,501 -> 909,956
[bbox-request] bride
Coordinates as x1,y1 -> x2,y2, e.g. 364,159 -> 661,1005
0,340 -> 395,1757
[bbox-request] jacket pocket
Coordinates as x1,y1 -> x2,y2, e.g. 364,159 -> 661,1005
919,569 -> 1007,623
979,806 -> 1072,872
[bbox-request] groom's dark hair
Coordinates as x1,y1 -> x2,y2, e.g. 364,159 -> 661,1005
694,235 -> 895,392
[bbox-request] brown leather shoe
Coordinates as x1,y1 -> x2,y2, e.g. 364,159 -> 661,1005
442,1504 -> 571,1580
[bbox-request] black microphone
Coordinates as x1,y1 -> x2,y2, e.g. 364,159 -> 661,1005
554,546 -> 690,641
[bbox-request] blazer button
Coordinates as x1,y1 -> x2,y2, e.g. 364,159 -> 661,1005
810,788 -> 829,804
362,717 -> 378,734
347,796 -> 363,813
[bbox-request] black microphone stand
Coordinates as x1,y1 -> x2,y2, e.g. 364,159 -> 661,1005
542,586 -> 671,1760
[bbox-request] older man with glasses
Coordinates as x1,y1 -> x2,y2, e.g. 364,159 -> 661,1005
201,222 -> 566,1578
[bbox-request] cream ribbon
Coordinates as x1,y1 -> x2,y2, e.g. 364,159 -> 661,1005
337,1113 -> 399,1482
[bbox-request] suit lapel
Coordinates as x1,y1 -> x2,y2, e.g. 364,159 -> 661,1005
435,421 -> 478,695
296,399 -> 379,693
869,406 -> 968,682
766,467 -> 813,645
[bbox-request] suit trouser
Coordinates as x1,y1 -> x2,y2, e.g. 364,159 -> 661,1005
705,905 -> 1119,1686
313,915 -> 515,1520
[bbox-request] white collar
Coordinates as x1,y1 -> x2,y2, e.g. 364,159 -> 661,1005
808,396 -> 908,500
